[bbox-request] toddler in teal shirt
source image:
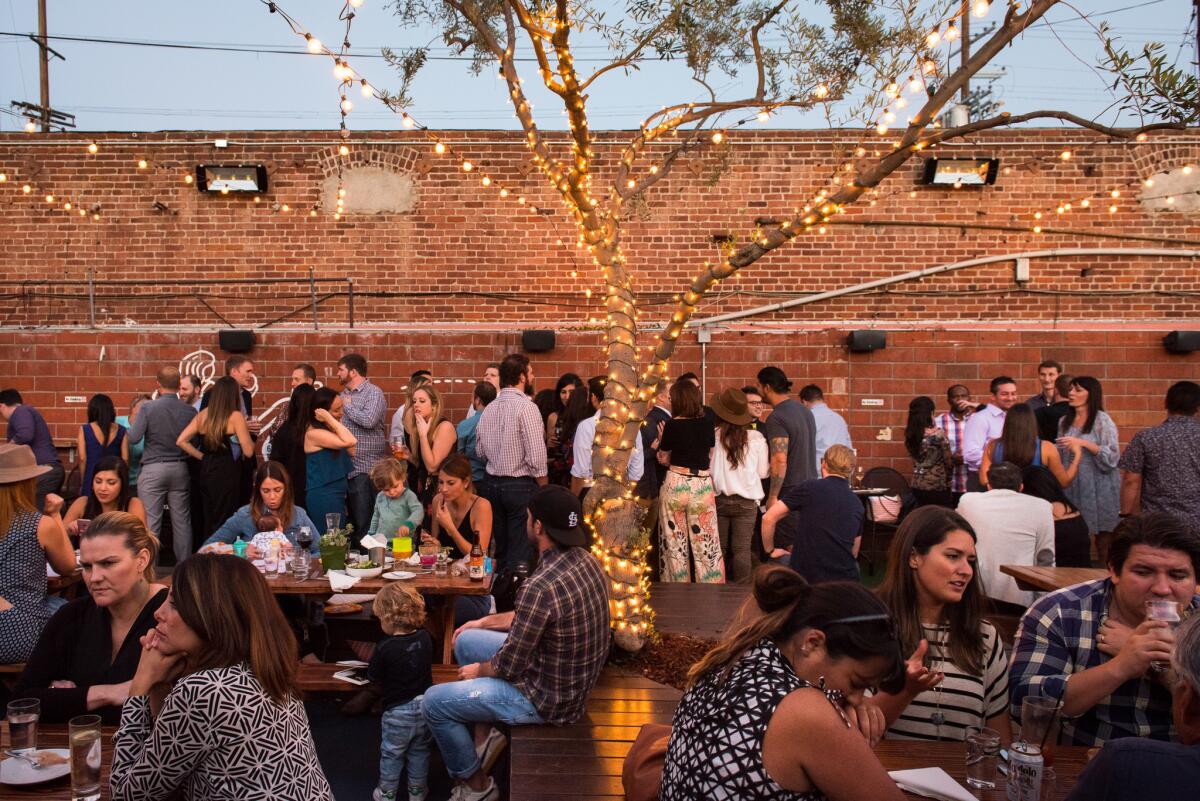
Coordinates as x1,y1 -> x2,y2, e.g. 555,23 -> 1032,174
367,459 -> 424,540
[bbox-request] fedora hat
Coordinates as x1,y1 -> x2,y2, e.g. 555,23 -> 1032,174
0,443 -> 50,484
710,388 -> 753,426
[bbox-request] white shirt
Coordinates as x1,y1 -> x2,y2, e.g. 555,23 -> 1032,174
956,489 -> 1055,606
808,402 -> 852,474
962,404 -> 1007,472
710,429 -> 770,501
571,411 -> 644,484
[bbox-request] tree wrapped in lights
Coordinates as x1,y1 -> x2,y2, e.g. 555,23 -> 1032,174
379,0 -> 1187,650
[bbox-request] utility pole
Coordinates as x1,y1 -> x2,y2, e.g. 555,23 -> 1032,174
37,0 -> 49,132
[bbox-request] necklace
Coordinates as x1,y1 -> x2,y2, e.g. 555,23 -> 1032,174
926,625 -> 947,733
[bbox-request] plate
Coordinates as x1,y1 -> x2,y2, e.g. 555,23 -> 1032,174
383,571 -> 417,581
0,749 -> 71,785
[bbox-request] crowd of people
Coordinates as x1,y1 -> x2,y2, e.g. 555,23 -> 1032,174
0,353 -> 1198,801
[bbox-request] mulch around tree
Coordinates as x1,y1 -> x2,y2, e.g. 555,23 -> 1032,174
609,632 -> 716,690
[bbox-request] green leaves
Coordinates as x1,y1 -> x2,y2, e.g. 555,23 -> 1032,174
1100,22 -> 1199,125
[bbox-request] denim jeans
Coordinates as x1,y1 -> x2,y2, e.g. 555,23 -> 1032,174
347,472 -> 376,542
379,697 -> 431,793
421,676 -> 543,779
716,494 -> 759,584
484,476 -> 537,572
454,628 -> 507,665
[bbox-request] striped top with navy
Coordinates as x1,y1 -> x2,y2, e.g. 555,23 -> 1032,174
885,620 -> 1009,742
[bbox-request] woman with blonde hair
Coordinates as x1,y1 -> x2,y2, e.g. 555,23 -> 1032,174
111,554 -> 333,800
403,383 -> 457,508
175,376 -> 253,538
0,443 -> 76,663
14,511 -> 168,723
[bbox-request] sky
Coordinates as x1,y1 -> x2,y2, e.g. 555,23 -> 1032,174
0,0 -> 1196,133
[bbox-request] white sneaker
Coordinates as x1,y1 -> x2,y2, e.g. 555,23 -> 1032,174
475,727 -> 508,774
449,779 -> 498,801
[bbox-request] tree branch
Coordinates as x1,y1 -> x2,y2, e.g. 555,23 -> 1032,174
750,0 -> 790,101
579,11 -> 679,92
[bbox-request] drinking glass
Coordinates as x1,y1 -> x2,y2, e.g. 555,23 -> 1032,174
434,551 -> 450,577
393,535 -> 413,561
349,549 -> 363,566
291,549 -> 310,580
1146,599 -> 1183,671
964,726 -> 1000,789
325,512 -> 342,532
390,436 -> 409,461
69,714 -> 102,801
296,526 -> 313,552
1020,696 -> 1059,777
7,698 -> 40,753
419,541 -> 438,573
75,519 -> 91,537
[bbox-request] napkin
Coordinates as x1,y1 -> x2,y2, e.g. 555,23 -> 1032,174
359,534 -> 389,550
326,572 -> 360,591
888,768 -> 978,801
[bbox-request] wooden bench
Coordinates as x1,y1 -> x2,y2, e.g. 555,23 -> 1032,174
510,668 -> 681,800
296,662 -> 459,694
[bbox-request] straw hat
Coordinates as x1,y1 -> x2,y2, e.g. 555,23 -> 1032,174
0,443 -> 51,484
710,388 -> 753,426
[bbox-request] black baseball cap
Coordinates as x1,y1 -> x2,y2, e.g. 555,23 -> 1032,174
529,485 -> 586,547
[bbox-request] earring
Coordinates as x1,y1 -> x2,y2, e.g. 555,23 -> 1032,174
817,676 -> 827,689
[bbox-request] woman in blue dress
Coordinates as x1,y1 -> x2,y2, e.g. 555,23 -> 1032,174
78,394 -> 128,498
302,387 -> 357,535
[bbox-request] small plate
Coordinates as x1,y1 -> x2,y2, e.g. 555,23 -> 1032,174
0,749 -> 71,786
382,571 -> 417,581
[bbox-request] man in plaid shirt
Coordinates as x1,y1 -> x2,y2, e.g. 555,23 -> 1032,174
422,485 -> 609,801
1010,513 -> 1200,746
934,384 -> 973,501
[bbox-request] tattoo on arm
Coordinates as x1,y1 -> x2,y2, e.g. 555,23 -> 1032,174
768,474 -> 784,499
769,436 -> 789,456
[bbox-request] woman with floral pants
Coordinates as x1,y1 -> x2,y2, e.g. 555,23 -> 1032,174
656,379 -> 724,583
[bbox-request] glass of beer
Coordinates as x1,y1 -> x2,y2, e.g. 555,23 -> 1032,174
69,713 -> 102,801
391,436 -> 410,462
6,698 -> 39,753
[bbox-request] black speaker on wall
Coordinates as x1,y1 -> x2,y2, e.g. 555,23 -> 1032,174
522,329 -> 556,353
846,330 -> 886,353
218,329 -> 255,353
1163,330 -> 1200,354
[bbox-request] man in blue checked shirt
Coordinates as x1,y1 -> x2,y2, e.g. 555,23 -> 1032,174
1010,513 -> 1200,746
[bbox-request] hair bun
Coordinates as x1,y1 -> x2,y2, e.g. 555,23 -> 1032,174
753,565 -> 810,613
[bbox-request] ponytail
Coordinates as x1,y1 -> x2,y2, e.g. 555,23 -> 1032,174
688,565 -> 905,694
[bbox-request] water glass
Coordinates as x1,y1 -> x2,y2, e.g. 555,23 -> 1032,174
291,549 -> 310,580
7,698 -> 40,753
1020,696 -> 1059,773
69,713 -> 102,801
1146,599 -> 1183,671
434,551 -> 450,577
964,726 -> 1000,789
325,512 -> 342,532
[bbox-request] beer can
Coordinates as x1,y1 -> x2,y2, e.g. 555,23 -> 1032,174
1006,742 -> 1043,801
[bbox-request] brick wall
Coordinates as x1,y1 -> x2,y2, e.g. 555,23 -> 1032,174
0,326 -> 1194,476
1,128 -> 1198,476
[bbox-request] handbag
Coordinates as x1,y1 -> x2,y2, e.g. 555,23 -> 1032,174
622,723 -> 672,801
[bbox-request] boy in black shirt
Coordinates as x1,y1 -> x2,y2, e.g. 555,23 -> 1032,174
371,583 -> 434,801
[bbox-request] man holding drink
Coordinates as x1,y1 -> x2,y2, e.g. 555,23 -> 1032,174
1010,513 -> 1200,746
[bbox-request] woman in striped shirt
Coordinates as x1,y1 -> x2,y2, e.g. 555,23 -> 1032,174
873,506 -> 1012,742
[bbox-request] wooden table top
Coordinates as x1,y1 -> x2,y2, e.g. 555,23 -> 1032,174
1000,565 -> 1107,593
1,722 -> 115,800
876,741 -> 1089,801
47,569 -> 83,593
161,568 -> 492,596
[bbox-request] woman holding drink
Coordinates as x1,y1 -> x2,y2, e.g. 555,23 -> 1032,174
424,453 -> 494,625
175,377 -> 254,540
110,554 -> 333,800
301,387 -> 357,536
402,384 -> 457,509
13,511 -> 167,723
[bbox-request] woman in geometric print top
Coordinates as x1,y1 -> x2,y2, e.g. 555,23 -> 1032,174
110,554 -> 333,801
661,566 -> 908,801
872,506 -> 1012,743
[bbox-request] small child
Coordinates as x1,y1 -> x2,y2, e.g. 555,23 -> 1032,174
368,459 -> 424,540
371,582 -> 434,801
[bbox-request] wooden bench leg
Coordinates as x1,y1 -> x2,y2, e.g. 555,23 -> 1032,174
441,595 -> 457,665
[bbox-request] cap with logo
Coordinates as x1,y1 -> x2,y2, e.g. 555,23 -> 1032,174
529,484 -> 586,547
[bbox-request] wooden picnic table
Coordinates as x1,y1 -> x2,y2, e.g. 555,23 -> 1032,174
1000,565 -> 1107,593
1,722 -> 116,800
1001,564 -> 1200,596
161,568 -> 492,664
47,569 -> 83,595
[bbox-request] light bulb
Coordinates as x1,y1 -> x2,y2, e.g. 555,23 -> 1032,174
402,114 -> 415,128
756,110 -> 770,123
339,145 -> 350,156
1060,150 -> 1071,160
305,34 -> 322,53
349,0 -> 364,6
481,176 -> 491,186
0,173 -> 5,182
926,28 -> 941,47
45,194 -> 54,203
22,184 -> 31,193
944,22 -> 959,41
462,161 -> 473,172
184,175 -> 194,184
434,142 -> 445,155
87,143 -> 98,154
137,159 -> 147,169
360,80 -> 372,97
340,98 -> 353,113
814,84 -> 829,99
24,119 -> 36,133
972,0 -> 990,17
63,201 -> 71,210
711,132 -> 724,144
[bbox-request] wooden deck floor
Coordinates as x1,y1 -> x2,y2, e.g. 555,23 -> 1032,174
509,582 -> 746,801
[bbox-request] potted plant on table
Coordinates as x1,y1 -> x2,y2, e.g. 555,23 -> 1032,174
319,524 -> 352,572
